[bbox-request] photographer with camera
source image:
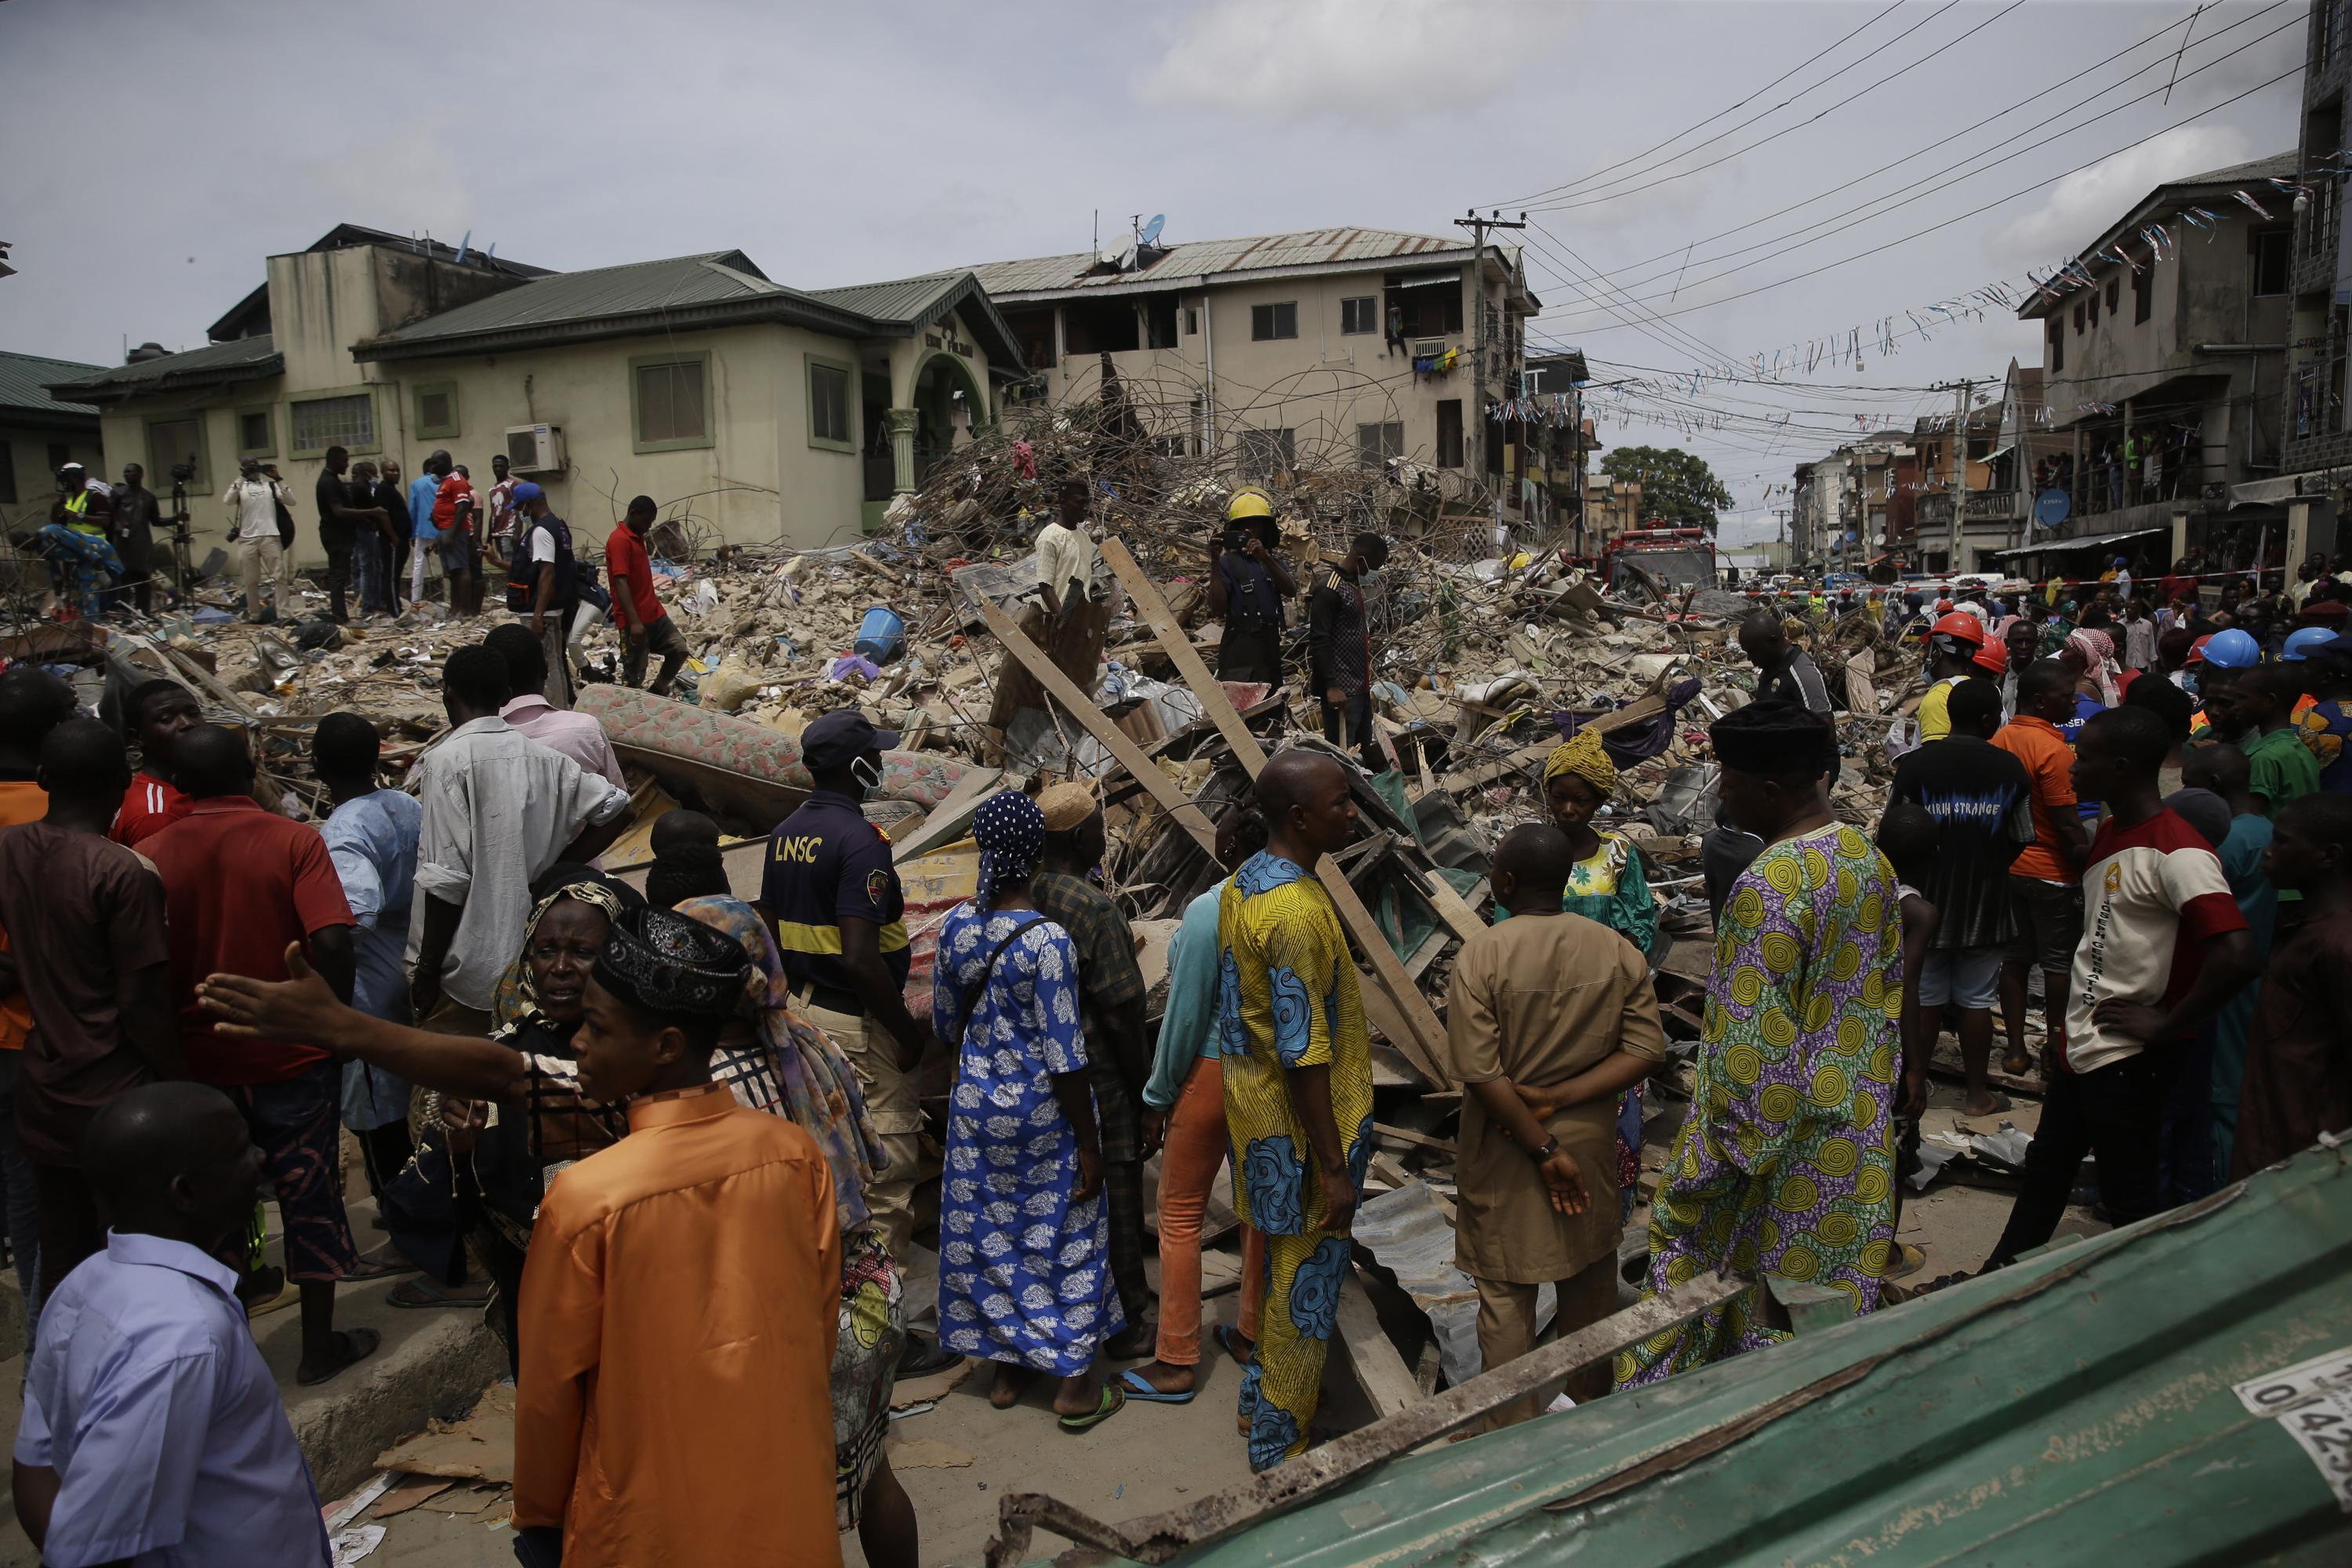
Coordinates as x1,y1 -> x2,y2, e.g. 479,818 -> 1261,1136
1207,488 -> 1295,684
223,456 -> 295,624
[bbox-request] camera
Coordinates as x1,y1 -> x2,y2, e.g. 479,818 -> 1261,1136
1223,524 -> 1256,552
169,459 -> 198,484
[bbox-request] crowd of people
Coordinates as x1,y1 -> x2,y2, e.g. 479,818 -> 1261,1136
2,475 -> 2350,1566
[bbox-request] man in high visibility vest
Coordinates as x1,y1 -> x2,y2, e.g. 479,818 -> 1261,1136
27,464 -> 121,622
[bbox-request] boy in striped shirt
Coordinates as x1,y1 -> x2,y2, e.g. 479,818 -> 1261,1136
109,679 -> 199,848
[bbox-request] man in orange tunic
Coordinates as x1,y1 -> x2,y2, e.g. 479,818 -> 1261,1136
512,906 -> 843,1568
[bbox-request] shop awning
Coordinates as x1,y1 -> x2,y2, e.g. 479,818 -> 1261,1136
1986,525 -> 2169,560
2230,467 -> 2352,506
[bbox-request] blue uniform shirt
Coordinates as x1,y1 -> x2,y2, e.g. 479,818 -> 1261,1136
760,789 -> 909,1006
16,1231 -> 332,1567
408,472 -> 442,541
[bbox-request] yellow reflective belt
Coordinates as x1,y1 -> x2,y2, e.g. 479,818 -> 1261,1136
773,919 -> 844,955
877,920 -> 909,953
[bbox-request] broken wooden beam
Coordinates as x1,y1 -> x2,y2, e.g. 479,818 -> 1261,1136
1335,1267 -> 1420,1420
1094,538 -> 1454,1085
981,1269 -> 1751,1567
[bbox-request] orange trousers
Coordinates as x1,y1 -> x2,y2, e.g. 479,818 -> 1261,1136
1153,1054 -> 1265,1365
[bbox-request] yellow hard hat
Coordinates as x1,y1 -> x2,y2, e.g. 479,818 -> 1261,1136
1225,487 -> 1274,522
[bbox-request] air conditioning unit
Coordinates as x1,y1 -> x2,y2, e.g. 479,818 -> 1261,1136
1413,339 -> 1449,360
504,423 -> 565,474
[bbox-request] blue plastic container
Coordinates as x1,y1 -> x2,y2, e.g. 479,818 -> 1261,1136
854,605 -> 906,664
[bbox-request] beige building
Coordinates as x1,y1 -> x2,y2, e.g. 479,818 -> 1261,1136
965,225 -> 1539,525
0,351 -> 104,535
49,224 -> 1028,564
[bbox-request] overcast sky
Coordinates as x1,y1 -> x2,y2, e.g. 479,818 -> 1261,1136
2,0 -> 2307,528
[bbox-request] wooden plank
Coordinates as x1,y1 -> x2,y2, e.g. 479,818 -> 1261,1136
1096,539 -> 1453,1084
1432,679 -> 1671,798
977,599 -> 1218,852
891,764 -> 1005,862
1372,1120 -> 1455,1156
1336,1267 -> 1420,1420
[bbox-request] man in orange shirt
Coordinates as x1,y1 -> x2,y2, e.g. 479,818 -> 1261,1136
1992,659 -> 2096,1076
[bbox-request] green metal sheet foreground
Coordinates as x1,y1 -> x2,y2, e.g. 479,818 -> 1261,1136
1026,1139 -> 2352,1566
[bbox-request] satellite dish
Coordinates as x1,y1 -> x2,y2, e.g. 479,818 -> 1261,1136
2032,488 -> 2071,529
1139,214 -> 1165,248
1100,239 -> 1137,272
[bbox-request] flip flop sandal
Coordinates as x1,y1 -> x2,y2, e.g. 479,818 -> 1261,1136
1212,1324 -> 1256,1364
343,1255 -> 420,1282
387,1277 -> 494,1309
1058,1382 -> 1126,1434
296,1327 -> 382,1387
1116,1367 -> 1196,1405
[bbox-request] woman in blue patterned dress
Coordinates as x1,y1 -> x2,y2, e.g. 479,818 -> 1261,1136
931,791 -> 1126,1432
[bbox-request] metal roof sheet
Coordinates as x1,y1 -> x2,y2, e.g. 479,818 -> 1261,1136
49,336 -> 283,399
1143,1139 -> 2352,1567
369,251 -> 782,346
967,226 -> 1483,298
0,350 -> 103,418
803,270 -> 970,324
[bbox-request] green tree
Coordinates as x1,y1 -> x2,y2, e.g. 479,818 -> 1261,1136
1598,445 -> 1733,530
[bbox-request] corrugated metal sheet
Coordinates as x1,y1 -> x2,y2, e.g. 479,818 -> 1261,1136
968,227 -> 1474,298
0,350 -> 103,416
49,336 -> 281,397
804,271 -> 969,324
1155,1140 -> 2352,1567
370,252 -> 779,345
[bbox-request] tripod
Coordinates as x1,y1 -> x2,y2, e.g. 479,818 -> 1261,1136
166,477 -> 194,606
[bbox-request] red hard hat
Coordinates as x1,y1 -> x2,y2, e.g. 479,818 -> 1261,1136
2186,633 -> 2212,666
1973,636 -> 2009,675
1936,598 -> 1955,612
1932,612 -> 1984,642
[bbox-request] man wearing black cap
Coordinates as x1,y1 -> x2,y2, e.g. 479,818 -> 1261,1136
759,709 -> 955,1375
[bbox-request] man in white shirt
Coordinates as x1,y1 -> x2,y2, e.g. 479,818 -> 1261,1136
220,457 -> 295,625
406,647 -> 630,1038
483,625 -> 626,788
986,477 -> 1109,758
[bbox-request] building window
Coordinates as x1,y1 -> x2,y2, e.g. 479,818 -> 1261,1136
2254,228 -> 2292,296
1436,399 -> 1465,468
2088,291 -> 2100,325
2133,259 -> 2153,324
1184,305 -> 1199,336
145,414 -> 204,491
1250,302 -> 1298,341
2049,325 -> 2063,373
630,354 -> 712,452
2104,278 -> 2118,314
0,443 -> 14,504
1063,299 -> 1138,355
289,392 -> 376,456
807,356 -> 853,452
1356,422 -> 1403,468
412,381 -> 459,440
1145,294 -> 1178,350
233,405 -> 275,459
1388,280 -> 1463,337
1002,307 -> 1057,368
1235,427 -> 1295,477
1340,296 -> 1378,335
2073,303 -> 2085,334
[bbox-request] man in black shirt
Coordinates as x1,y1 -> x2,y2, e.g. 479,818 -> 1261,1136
1739,609 -> 1839,782
314,445 -> 389,626
1886,678 -> 2037,1116
108,463 -> 165,618
1307,531 -> 1389,771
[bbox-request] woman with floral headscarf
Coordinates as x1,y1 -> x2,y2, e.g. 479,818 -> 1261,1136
676,895 -> 920,1562
1519,728 -> 1658,1213
931,791 -> 1124,1431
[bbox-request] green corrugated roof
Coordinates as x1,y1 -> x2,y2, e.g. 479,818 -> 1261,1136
46,336 -> 283,403
1144,1139 -> 2352,1568
360,252 -> 1027,373
0,350 -> 104,419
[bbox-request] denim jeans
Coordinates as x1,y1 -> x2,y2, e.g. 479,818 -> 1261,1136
354,532 -> 388,612
0,1052 -> 46,1348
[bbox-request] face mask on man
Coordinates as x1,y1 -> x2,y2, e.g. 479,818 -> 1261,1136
850,753 -> 884,799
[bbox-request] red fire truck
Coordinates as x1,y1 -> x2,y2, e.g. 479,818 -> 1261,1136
1601,526 -> 1719,596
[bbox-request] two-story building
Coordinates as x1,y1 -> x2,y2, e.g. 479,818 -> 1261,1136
2018,153 -> 2296,583
46,224 -> 1028,566
965,225 -> 1538,527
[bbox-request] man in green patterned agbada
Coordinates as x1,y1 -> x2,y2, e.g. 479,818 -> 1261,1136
1618,700 -> 1903,1388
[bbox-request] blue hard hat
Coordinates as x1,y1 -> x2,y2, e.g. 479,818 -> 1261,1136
2201,627 -> 2262,670
2283,626 -> 2337,662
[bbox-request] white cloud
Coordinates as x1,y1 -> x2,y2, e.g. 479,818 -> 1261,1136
1990,125 -> 2255,264
1136,0 -> 1575,122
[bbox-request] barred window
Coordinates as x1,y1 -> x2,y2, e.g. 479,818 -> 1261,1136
291,394 -> 373,452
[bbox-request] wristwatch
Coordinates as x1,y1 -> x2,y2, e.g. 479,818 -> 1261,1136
1527,1135 -> 1560,1163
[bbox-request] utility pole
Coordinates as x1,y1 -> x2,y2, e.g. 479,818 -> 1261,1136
1933,377 -> 1976,574
1457,209 -> 1526,548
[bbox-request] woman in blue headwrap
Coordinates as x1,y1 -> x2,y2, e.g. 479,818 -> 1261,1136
931,790 -> 1125,1432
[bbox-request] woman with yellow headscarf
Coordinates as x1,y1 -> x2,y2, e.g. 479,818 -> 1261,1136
1530,728 -> 1658,956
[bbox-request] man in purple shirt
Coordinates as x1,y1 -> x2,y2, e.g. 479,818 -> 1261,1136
13,1081 -> 331,1567
485,624 -> 625,788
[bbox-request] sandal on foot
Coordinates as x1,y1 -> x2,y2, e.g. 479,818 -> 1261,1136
1116,1367 -> 1196,1405
1058,1382 -> 1126,1433
342,1247 -> 419,1282
1212,1323 -> 1256,1365
387,1276 -> 494,1309
296,1327 -> 382,1386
